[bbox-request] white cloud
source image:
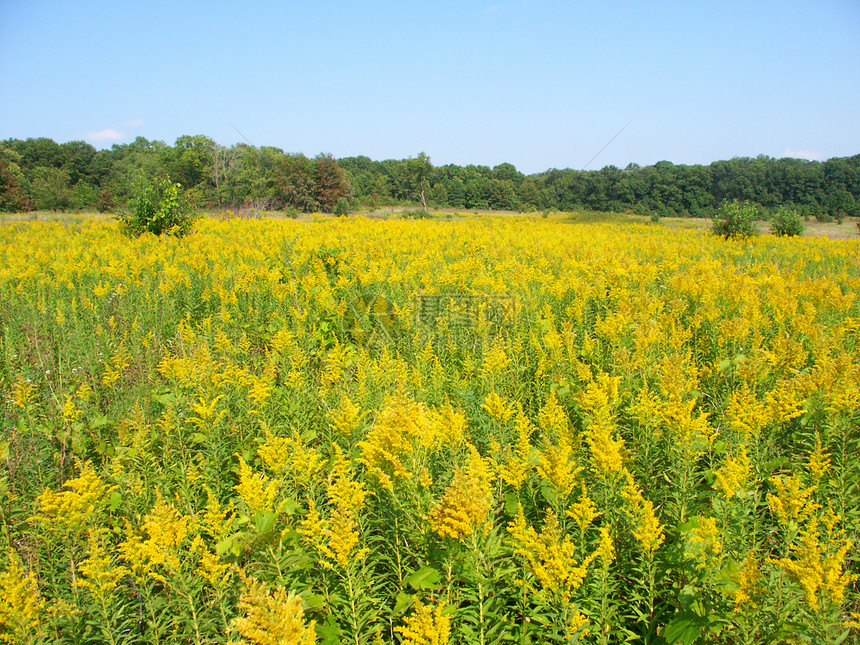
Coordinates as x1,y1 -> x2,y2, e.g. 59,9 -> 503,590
123,119 -> 144,128
784,148 -> 822,161
85,128 -> 124,142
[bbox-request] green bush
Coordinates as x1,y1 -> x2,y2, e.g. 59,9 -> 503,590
770,206 -> 804,237
712,199 -> 757,239
120,178 -> 196,237
333,196 -> 350,217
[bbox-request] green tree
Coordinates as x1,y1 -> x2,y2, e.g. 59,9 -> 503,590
29,166 -> 76,211
120,178 -> 196,237
272,153 -> 317,211
405,152 -> 433,212
770,207 -> 804,237
712,199 -> 757,239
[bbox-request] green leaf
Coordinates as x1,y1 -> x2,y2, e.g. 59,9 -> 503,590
254,511 -> 277,535
504,491 -> 520,516
277,497 -> 299,515
216,532 -> 248,557
316,614 -> 342,645
303,593 -> 326,610
405,565 -> 441,591
109,490 -> 122,511
663,613 -> 709,644
393,592 -> 413,615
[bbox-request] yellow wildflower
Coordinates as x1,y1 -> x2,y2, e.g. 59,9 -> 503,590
359,393 -> 435,490
566,610 -> 590,640
497,408 -> 535,489
567,486 -> 600,534
197,546 -> 233,591
235,456 -> 278,515
428,445 -> 494,539
537,389 -> 568,436
0,550 -> 44,644
806,433 -> 830,482
298,498 -> 335,565
768,475 -> 818,526
536,434 -> 582,499
660,397 -> 714,457
188,393 -> 225,429
10,375 -> 35,411
299,446 -> 368,568
684,516 -> 722,571
594,525 -> 615,566
33,461 -> 114,532
430,404 -> 468,447
200,487 -> 233,540
619,469 -> 646,510
259,430 -> 323,491
396,599 -> 451,645
585,414 -> 625,476
632,501 -> 665,555
327,445 -> 368,514
481,340 -> 511,379
726,386 -> 771,438
733,552 -> 763,611
481,390 -> 514,423
769,516 -> 857,609
76,529 -> 129,604
230,573 -> 316,645
507,506 -> 594,602
327,395 -> 364,436
713,443 -> 751,501
118,494 -> 192,582
60,395 -> 79,423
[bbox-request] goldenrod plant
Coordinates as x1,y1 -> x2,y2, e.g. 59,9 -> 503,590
0,213 -> 857,643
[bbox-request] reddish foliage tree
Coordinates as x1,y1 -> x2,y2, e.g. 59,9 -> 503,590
0,158 -> 32,212
313,153 -> 352,212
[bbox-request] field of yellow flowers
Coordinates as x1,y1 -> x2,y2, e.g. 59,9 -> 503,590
1,213 -> 859,644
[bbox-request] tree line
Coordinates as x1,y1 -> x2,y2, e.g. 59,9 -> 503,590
2,135 -> 859,219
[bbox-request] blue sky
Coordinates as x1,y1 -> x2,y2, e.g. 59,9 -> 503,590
1,0 -> 858,174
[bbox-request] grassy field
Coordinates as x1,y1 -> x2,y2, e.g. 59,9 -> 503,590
5,208 -> 860,240
1,212 -> 858,644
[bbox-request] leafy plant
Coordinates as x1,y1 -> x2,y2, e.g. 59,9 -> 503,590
120,178 -> 196,237
712,199 -> 757,239
770,206 -> 804,237
333,197 -> 350,217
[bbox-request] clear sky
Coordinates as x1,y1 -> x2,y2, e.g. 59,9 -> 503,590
1,0 -> 858,174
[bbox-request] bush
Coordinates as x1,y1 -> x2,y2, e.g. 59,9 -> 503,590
120,178 -> 196,237
770,207 -> 804,237
333,197 -> 350,217
712,199 -> 757,239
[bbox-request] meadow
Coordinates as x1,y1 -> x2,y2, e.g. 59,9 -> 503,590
1,212 -> 858,644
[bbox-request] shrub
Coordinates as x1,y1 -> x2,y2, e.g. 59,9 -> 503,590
712,199 -> 757,239
333,197 -> 350,217
120,178 -> 196,237
770,207 -> 804,237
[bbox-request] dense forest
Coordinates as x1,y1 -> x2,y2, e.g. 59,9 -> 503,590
2,135 -> 859,218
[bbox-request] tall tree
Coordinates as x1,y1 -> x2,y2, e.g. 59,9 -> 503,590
313,153 -> 351,212
0,157 -> 31,211
405,152 -> 433,212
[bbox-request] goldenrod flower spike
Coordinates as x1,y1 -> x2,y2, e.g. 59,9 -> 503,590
396,599 -> 451,645
428,444 -> 494,539
230,573 -> 316,645
0,550 -> 45,644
